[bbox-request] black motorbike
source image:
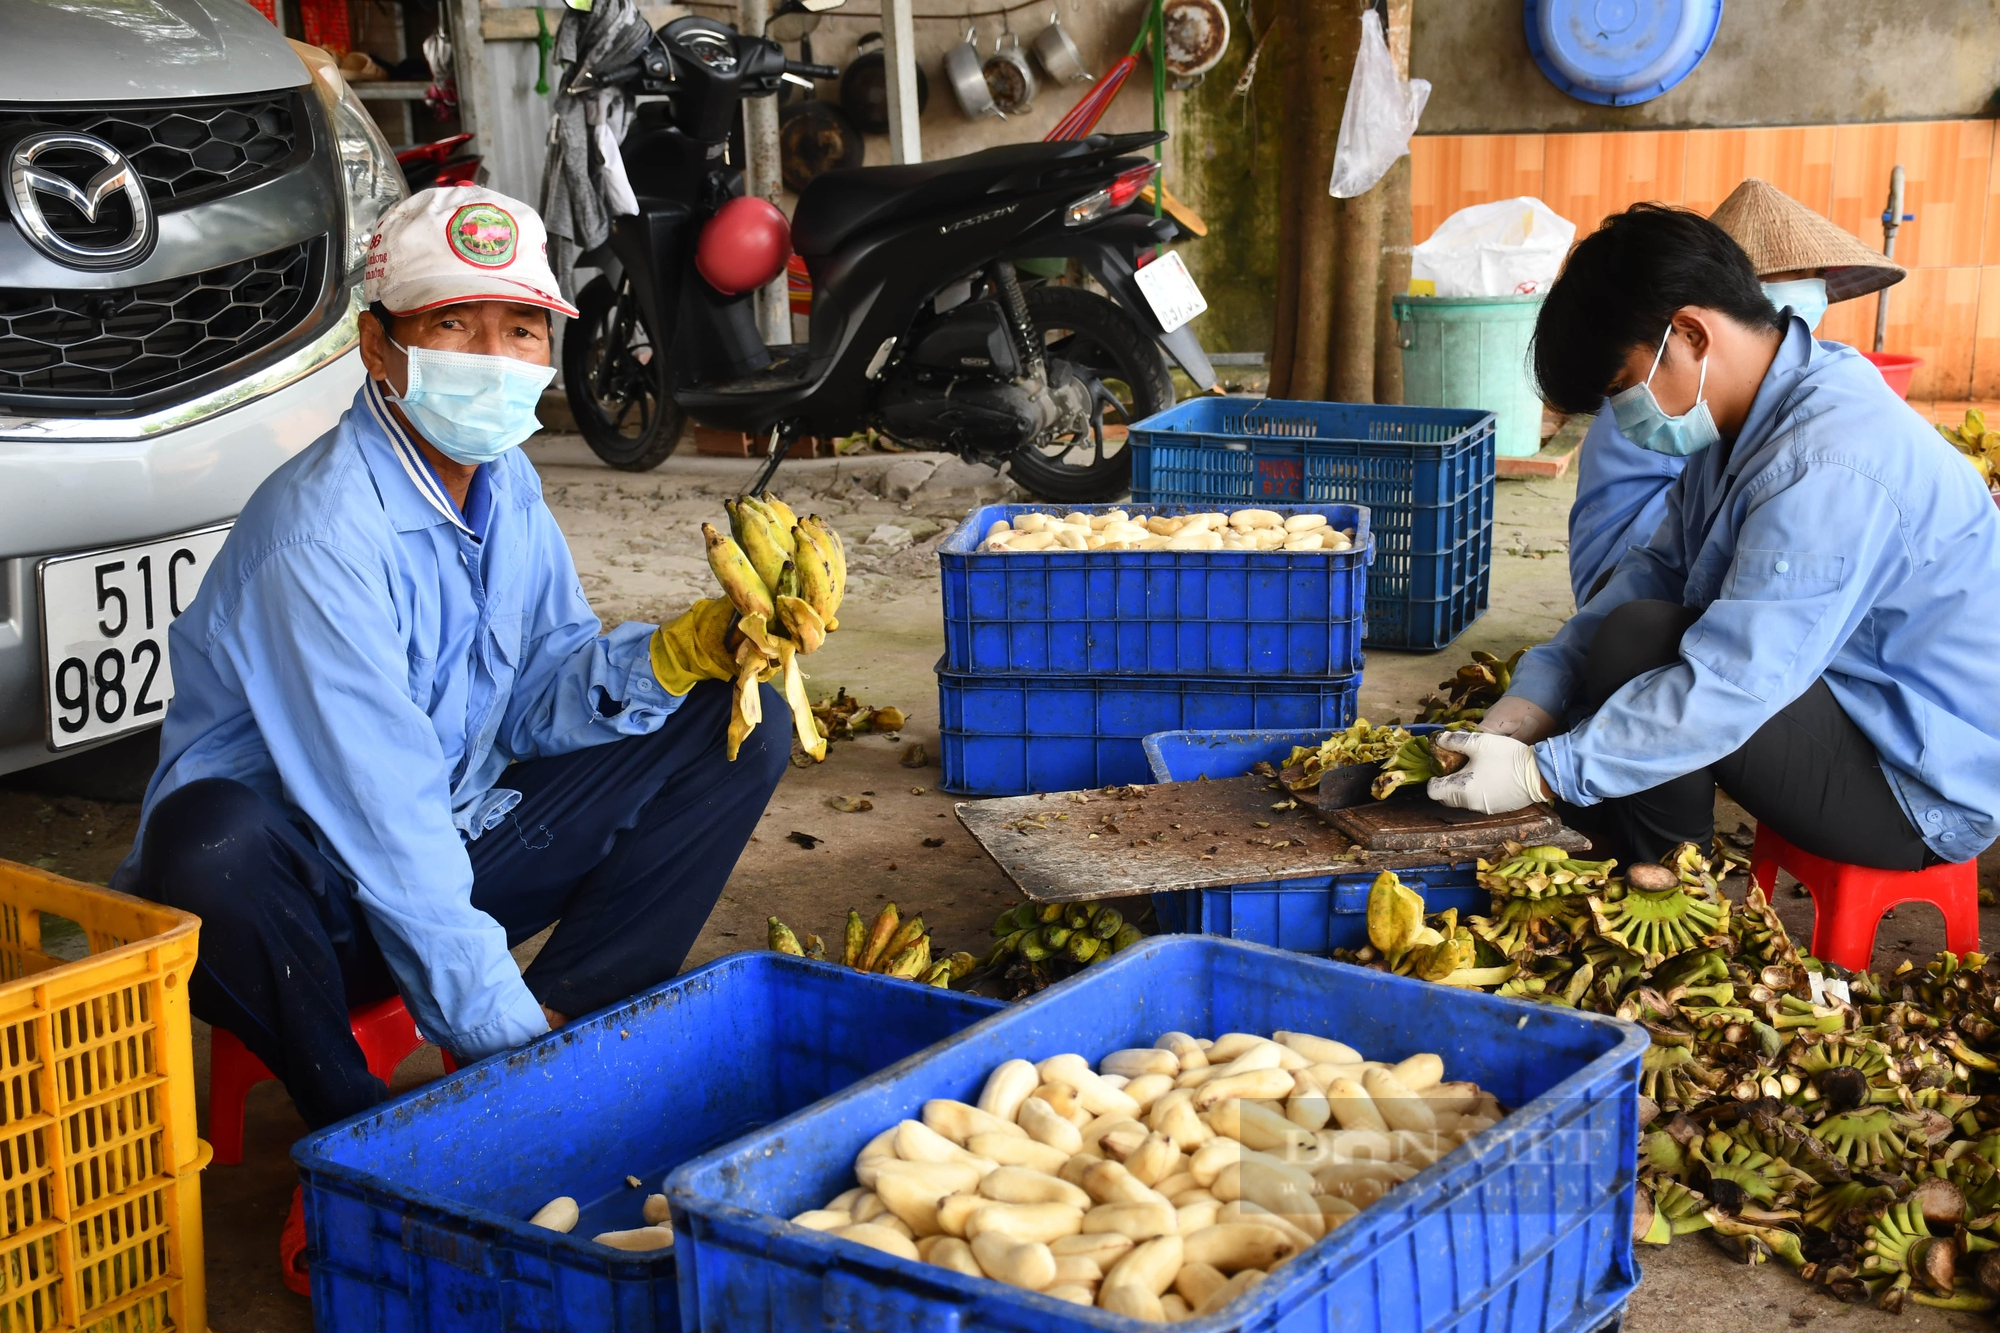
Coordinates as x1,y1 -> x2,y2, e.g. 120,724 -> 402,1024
562,11 -> 1213,501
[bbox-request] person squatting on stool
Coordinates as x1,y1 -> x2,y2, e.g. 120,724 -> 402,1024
110,188 -> 790,1289
1425,204 -> 2000,873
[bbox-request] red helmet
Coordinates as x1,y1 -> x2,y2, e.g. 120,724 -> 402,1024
696,196 -> 792,295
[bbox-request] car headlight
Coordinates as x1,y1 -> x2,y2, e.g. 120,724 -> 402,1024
292,41 -> 408,280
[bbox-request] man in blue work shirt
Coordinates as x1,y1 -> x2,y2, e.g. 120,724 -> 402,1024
114,188 -> 790,1284
1567,179 -> 1907,606
1427,204 -> 2000,874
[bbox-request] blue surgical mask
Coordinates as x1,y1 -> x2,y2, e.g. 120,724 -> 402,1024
385,338 -> 556,465
1608,325 -> 1722,458
1762,277 -> 1829,333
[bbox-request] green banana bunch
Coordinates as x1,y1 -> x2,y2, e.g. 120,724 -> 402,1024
1415,647 -> 1529,724
1477,843 -> 1617,900
981,900 -> 1144,978
1371,733 -> 1455,800
1469,895 -> 1589,958
1587,881 -> 1727,965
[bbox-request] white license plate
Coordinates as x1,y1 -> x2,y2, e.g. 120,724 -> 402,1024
38,525 -> 231,750
1134,250 -> 1208,334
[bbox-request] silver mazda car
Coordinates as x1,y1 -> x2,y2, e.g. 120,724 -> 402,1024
1,0 -> 404,781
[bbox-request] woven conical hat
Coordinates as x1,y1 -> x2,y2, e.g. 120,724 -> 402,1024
1708,178 -> 1905,303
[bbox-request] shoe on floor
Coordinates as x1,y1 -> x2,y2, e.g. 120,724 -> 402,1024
281,1184 -> 310,1297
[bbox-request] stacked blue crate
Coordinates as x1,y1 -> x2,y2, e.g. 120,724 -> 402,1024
934,502 -> 1370,795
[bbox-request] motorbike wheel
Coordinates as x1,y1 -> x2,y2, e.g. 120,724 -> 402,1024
1006,285 -> 1175,504
564,276 -> 686,472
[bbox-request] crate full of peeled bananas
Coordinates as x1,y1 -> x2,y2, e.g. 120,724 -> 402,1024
665,935 -> 1642,1333
937,504 -> 1372,678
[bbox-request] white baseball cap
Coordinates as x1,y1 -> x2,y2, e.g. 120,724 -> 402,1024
363,185 -> 580,319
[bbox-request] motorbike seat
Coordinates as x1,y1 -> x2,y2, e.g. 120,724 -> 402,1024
791,138 -> 1115,259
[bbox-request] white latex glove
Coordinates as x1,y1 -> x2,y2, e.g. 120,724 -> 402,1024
1478,693 -> 1560,743
1427,730 -> 1553,814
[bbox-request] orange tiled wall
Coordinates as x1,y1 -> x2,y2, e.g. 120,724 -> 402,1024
1410,122 -> 2000,402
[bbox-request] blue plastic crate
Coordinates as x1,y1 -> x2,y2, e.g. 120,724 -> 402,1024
292,953 -> 1003,1333
1128,398 -> 1496,649
937,503 -> 1371,676
937,662 -> 1359,796
1140,726 -> 1483,953
666,935 -> 1644,1333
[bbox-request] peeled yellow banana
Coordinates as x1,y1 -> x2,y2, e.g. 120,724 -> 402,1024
703,524 -> 776,620
781,643 -> 827,761
727,640 -> 768,761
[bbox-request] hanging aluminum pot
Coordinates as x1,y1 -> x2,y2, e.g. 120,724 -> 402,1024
1162,0 -> 1230,79
981,30 -> 1037,115
1031,12 -> 1092,85
945,28 -> 1000,119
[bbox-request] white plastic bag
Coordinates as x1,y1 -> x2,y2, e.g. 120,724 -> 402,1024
1328,10 -> 1431,200
1409,197 -> 1576,297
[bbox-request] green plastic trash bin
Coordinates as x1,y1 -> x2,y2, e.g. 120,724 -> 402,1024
1393,293 -> 1544,458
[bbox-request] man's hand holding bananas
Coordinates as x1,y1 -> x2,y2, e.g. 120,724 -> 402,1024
649,496 -> 847,762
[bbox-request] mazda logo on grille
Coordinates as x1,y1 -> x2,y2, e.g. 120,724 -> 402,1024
7,131 -> 154,269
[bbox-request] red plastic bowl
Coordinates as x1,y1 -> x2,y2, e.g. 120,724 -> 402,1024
1861,351 -> 1922,399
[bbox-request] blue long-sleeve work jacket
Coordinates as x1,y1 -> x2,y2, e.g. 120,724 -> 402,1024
1567,409 -> 1685,606
117,383 -> 682,1059
1510,317 -> 2000,863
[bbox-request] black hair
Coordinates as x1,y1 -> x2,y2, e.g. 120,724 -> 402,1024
1530,203 -> 1782,415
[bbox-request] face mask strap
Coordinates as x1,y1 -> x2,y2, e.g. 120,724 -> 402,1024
1644,325 -> 1673,386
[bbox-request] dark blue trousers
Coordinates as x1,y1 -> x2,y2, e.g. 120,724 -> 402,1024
125,679 -> 789,1130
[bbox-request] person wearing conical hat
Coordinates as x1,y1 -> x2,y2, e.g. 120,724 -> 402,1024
1566,179 -> 1906,606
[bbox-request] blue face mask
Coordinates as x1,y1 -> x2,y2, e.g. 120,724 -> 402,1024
1762,277 -> 1829,333
1608,325 -> 1722,458
386,338 -> 556,465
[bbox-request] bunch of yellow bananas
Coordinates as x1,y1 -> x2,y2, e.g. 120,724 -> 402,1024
702,495 -> 848,762
1938,408 -> 2000,489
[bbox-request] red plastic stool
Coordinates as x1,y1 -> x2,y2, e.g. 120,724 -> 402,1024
208,995 -> 454,1165
1749,824 -> 1979,972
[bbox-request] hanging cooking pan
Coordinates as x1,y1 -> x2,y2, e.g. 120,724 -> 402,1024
780,98 -> 863,192
1032,11 -> 1092,84
982,29 -> 1037,115
840,31 -> 931,135
945,28 -> 1000,119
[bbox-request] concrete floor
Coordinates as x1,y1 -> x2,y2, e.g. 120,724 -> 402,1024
3,437 -> 1997,1331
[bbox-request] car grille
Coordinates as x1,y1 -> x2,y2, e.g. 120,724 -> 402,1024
0,93 -> 306,248
0,240 -> 322,402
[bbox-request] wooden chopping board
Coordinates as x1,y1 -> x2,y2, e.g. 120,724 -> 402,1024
954,775 -> 1589,904
1322,799 -> 1564,852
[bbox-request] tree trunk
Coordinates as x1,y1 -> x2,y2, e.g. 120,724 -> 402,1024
1373,0 -> 1415,404
1331,191 -> 1382,400
1267,0 -> 1361,400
